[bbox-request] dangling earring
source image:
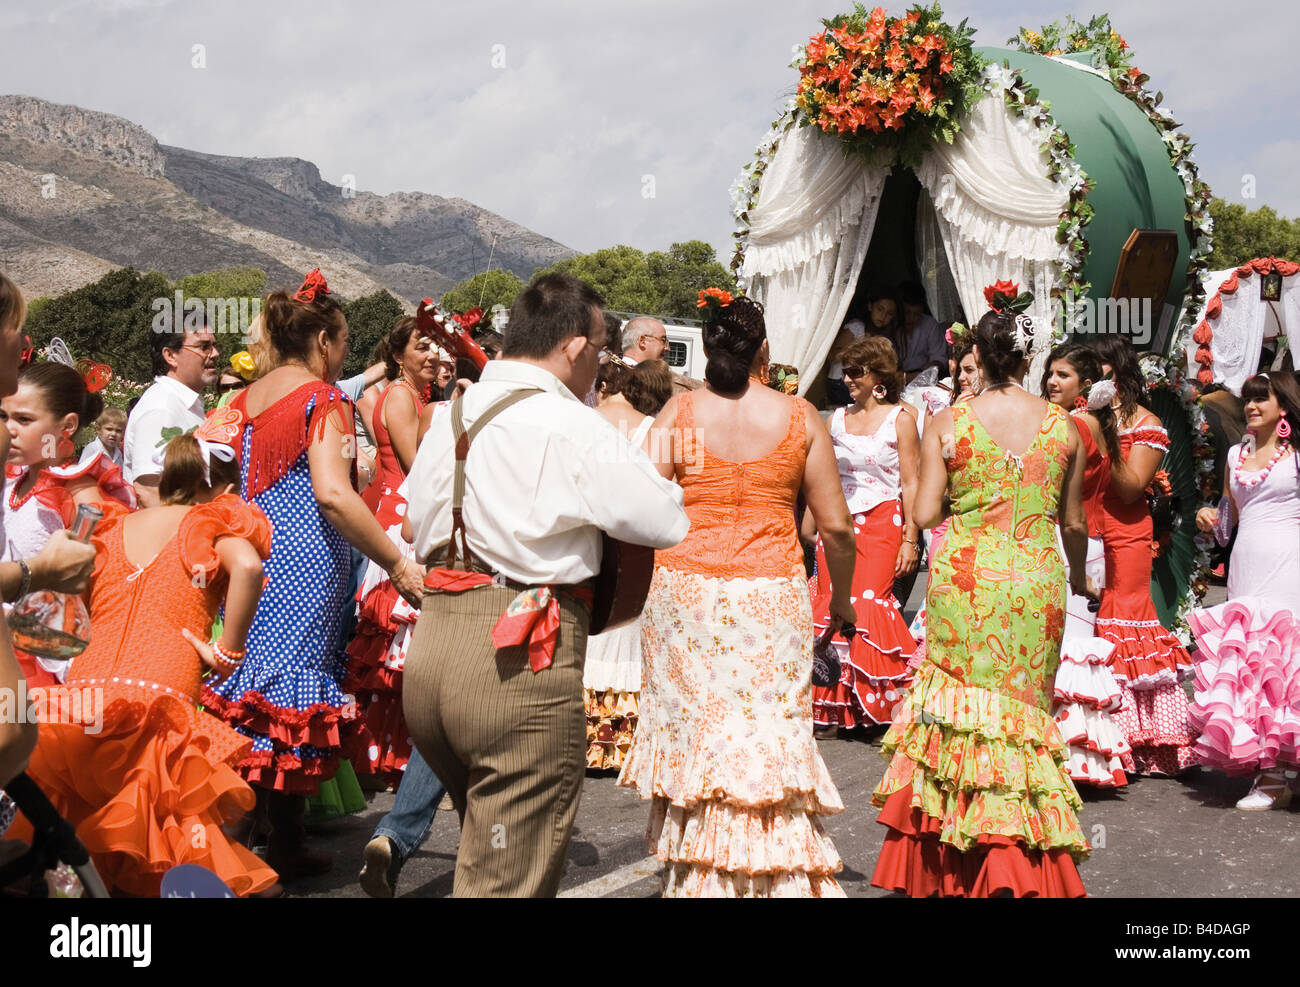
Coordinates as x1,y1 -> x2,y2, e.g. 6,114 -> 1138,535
872,383 -> 887,401
1278,413 -> 1291,440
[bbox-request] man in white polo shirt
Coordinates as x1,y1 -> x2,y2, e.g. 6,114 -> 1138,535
123,323 -> 219,506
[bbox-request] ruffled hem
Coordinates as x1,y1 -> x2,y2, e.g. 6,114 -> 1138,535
200,684 -> 352,753
1188,599 -> 1300,775
1054,635 -> 1121,709
812,606 -> 915,726
871,788 -> 1087,898
661,861 -> 846,898
582,620 -> 643,694
1113,683 -> 1197,777
585,689 -> 638,770
1096,617 -> 1194,687
647,795 -> 843,880
350,693 -> 411,786
237,749 -> 340,795
1054,702 -> 1132,759
1062,747 -> 1128,788
619,726 -> 844,815
871,664 -> 1088,853
20,712 -> 278,897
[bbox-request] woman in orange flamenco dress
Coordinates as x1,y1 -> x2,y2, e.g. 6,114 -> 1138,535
14,416 -> 279,896
871,295 -> 1091,897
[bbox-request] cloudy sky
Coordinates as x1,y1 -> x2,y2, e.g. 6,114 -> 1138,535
1,0 -> 1293,263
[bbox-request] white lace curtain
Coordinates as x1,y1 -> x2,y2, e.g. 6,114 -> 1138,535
916,89 -> 1066,341
742,122 -> 888,396
743,90 -> 1065,394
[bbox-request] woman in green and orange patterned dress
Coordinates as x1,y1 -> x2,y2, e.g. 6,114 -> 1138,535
871,297 -> 1093,897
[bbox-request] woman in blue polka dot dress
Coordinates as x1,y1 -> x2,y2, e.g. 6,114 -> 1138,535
203,270 -> 426,878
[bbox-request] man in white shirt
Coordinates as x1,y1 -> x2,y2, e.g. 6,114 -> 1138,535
123,324 -> 219,506
620,315 -> 667,366
402,273 -> 688,897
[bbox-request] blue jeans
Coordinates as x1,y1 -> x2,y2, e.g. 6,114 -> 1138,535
371,747 -> 445,862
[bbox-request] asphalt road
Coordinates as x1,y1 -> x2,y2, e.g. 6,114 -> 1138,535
292,577 -> 1300,899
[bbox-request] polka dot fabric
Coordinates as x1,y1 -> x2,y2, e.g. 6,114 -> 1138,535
204,388 -> 356,795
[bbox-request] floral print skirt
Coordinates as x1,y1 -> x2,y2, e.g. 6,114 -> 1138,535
618,566 -> 845,897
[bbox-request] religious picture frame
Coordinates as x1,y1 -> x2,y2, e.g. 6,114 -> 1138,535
1261,271 -> 1283,302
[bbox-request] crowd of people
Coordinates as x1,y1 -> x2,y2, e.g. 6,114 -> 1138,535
0,259 -> 1297,899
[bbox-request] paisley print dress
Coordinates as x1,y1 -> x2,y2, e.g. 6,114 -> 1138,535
871,401 -> 1089,897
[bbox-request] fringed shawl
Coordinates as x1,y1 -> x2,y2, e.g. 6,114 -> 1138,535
230,382 -> 356,499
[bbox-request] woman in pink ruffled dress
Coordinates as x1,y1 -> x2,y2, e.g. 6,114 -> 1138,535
1191,372 -> 1300,809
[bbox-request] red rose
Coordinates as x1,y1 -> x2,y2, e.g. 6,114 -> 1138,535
983,279 -> 1019,309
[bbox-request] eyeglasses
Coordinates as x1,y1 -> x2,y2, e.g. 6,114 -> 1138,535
182,342 -> 218,356
842,364 -> 867,379
641,334 -> 667,345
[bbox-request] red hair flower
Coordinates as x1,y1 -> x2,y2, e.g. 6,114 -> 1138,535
696,288 -> 734,309
983,279 -> 1020,310
295,268 -> 331,303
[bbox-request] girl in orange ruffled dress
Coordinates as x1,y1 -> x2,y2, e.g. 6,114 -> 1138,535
14,416 -> 280,896
2,362 -> 136,686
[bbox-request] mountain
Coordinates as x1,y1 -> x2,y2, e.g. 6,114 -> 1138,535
0,94 -> 574,304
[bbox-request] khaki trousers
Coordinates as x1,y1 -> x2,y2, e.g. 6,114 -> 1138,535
402,583 -> 589,897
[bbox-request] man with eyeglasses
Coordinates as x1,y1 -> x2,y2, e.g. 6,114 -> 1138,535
123,323 -> 221,506
619,316 -> 668,366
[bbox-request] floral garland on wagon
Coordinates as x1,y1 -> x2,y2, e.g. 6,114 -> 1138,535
1190,257 -> 1300,385
1011,14 -> 1215,359
1139,352 -> 1216,646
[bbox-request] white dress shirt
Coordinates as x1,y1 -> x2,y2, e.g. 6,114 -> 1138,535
404,360 -> 688,586
123,376 -> 207,482
78,437 -> 124,469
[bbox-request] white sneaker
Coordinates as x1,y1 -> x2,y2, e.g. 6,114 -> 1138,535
1236,774 -> 1295,811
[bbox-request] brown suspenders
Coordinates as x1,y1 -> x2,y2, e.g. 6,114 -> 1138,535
444,387 -> 543,571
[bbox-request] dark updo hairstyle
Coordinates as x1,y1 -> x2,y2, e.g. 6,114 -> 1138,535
262,285 -> 346,364
973,310 -> 1028,385
158,433 -> 242,505
840,335 -> 903,403
18,361 -> 102,437
624,358 -> 673,417
703,296 -> 766,394
1089,334 -> 1147,422
376,316 -> 419,381
1042,341 -> 1119,460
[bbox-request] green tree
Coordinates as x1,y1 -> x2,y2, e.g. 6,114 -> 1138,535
535,245 -> 659,314
172,267 -> 268,367
533,241 -> 736,320
174,266 -> 267,301
440,269 -> 525,313
340,289 -> 406,377
646,241 -> 736,319
1207,198 -> 1300,269
23,267 -> 173,384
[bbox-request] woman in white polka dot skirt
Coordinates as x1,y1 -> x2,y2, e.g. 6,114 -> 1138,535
804,336 -> 920,734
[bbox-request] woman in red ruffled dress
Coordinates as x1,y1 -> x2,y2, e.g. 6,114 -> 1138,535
1091,336 -> 1196,776
805,335 -> 919,733
2,362 -> 136,686
13,423 -> 280,896
346,317 -> 435,785
1042,344 -> 1130,787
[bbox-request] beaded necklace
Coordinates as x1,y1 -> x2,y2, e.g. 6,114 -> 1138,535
1235,438 -> 1290,488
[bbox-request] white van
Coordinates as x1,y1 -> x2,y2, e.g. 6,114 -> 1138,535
611,313 -> 706,380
